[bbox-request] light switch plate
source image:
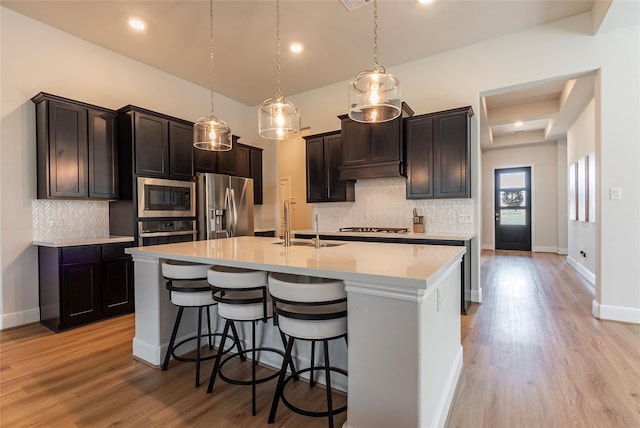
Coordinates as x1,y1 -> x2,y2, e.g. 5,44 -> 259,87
610,187 -> 622,200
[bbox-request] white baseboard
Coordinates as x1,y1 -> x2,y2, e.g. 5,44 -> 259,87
0,308 -> 40,330
533,246 -> 558,253
433,344 -> 463,428
557,248 -> 568,255
567,256 -> 596,286
592,300 -> 640,324
471,288 -> 482,303
481,244 -> 494,250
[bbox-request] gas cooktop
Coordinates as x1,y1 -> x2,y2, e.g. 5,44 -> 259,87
339,227 -> 409,234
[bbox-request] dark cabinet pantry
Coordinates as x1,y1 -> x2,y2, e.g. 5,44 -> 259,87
38,242 -> 134,332
33,93 -> 118,200
405,106 -> 473,199
305,131 -> 354,203
194,135 -> 240,175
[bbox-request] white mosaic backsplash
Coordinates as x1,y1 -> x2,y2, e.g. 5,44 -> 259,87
32,200 -> 110,240
312,177 -> 474,234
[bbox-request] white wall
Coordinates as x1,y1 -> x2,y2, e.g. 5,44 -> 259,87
481,144 -> 562,252
0,7 -> 273,328
567,99 -> 597,284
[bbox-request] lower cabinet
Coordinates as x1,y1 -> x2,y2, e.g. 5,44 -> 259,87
38,242 -> 134,332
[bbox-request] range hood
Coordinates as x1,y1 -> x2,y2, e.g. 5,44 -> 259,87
338,102 -> 413,181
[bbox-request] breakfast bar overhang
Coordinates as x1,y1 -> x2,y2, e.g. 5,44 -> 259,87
126,236 -> 465,428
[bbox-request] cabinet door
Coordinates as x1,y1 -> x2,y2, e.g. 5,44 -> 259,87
46,100 -> 88,198
370,119 -> 401,163
169,121 -> 195,180
249,148 -> 263,205
433,113 -> 470,198
341,119 -> 369,166
194,147 -> 217,173
405,116 -> 434,199
88,109 -> 118,199
61,261 -> 101,328
306,136 -> 325,202
324,134 -> 347,201
102,258 -> 134,316
216,136 -> 239,176
134,112 -> 169,177
236,144 -> 250,178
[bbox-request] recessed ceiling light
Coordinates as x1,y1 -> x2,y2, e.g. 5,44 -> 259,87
418,0 -> 434,4
290,43 -> 303,53
128,19 -> 145,31
514,121 -> 523,127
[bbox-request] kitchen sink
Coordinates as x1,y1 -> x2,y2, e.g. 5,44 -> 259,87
271,240 -> 343,248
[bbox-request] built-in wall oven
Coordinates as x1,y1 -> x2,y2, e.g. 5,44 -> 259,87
137,177 -> 196,218
138,219 -> 197,246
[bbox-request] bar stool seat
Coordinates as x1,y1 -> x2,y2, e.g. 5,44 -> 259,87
207,266 -> 293,417
161,260 -> 243,388
267,272 -> 348,428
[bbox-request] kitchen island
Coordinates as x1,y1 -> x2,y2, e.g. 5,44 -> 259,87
126,236 -> 465,428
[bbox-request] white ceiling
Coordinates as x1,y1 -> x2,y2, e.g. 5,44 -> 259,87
2,0 -> 596,107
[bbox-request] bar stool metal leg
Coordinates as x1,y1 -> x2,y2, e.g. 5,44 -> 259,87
162,306 -> 184,371
310,340 -> 316,387
323,340 -> 335,428
229,321 -> 246,362
268,336 -> 296,424
207,319 -> 231,394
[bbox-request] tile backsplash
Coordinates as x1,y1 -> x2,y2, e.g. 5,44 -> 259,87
312,177 -> 474,234
32,200 -> 110,241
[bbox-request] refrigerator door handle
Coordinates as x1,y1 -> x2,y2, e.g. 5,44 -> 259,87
230,188 -> 238,237
223,187 -> 231,238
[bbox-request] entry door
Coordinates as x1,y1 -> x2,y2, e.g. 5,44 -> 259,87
495,167 -> 531,251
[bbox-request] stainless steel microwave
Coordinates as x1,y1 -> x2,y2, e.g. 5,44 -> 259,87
137,177 -> 196,218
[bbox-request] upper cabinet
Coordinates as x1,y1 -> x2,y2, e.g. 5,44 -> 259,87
193,135 -> 240,175
305,131 -> 355,203
117,106 -> 194,181
33,93 -> 117,200
338,102 -> 414,181
236,143 -> 264,205
405,106 -> 473,199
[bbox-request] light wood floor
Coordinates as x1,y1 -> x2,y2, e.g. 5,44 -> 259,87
447,251 -> 640,428
1,251 -> 638,427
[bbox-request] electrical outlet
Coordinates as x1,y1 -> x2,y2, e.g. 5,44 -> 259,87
430,217 -> 442,224
458,214 -> 472,223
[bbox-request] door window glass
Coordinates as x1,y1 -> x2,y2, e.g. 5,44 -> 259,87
500,209 -> 526,225
500,190 -> 526,207
500,172 -> 525,189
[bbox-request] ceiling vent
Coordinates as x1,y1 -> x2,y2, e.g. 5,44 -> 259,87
340,0 -> 373,12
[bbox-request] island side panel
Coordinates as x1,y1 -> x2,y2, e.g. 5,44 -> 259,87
344,262 -> 462,428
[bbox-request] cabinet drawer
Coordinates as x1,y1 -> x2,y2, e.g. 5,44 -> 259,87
101,243 -> 131,261
62,246 -> 100,265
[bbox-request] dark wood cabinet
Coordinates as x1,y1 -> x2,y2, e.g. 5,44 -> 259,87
38,242 -> 134,332
118,105 -> 195,185
405,106 -> 473,199
168,121 -> 194,180
338,102 -> 413,181
33,93 -> 117,200
305,131 -> 355,203
195,139 -> 263,205
193,135 -> 240,175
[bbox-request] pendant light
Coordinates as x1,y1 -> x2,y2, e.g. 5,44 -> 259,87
348,0 -> 401,123
194,0 -> 231,151
258,0 -> 301,140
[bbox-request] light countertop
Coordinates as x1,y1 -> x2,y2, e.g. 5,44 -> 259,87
126,236 -> 465,290
33,236 -> 134,248
294,229 -> 475,241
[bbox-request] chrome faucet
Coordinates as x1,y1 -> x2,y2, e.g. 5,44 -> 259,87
283,200 -> 291,247
313,213 -> 321,249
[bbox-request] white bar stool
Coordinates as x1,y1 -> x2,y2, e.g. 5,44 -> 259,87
267,272 -> 348,428
206,265 -> 294,416
161,260 -> 243,388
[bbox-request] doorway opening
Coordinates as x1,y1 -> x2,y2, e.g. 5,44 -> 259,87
495,167 -> 531,251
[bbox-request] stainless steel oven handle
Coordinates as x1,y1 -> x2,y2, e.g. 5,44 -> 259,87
138,230 -> 197,238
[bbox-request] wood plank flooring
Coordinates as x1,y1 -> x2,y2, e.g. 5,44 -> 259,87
1,251 -> 638,427
447,251 -> 640,428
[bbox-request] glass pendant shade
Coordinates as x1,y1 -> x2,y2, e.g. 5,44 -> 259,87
258,97 -> 301,140
348,67 -> 401,123
193,114 -> 231,151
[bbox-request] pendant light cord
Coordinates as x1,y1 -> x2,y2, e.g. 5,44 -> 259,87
373,0 -> 379,70
209,0 -> 216,115
275,0 -> 282,100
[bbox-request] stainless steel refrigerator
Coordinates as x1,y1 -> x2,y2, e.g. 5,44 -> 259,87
197,173 -> 254,240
